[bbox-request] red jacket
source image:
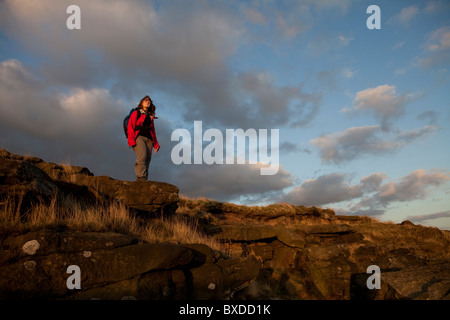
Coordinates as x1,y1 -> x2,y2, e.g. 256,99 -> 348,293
127,109 -> 160,151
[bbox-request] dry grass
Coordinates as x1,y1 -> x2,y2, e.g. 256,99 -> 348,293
176,193 -> 337,224
0,193 -> 226,253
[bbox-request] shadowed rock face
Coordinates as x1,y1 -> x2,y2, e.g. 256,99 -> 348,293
0,230 -> 260,300
0,157 -> 59,209
0,148 -> 449,300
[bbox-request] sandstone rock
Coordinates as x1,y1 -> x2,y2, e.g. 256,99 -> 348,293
273,226 -> 306,248
0,239 -> 196,299
22,240 -> 40,255
1,230 -> 139,263
379,261 -> 450,300
68,175 -> 179,217
189,261 -> 226,299
208,224 -> 278,242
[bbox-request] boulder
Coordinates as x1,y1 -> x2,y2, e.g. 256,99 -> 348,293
68,175 -> 179,217
0,157 -> 59,210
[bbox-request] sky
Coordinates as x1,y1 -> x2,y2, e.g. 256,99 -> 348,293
0,0 -> 449,229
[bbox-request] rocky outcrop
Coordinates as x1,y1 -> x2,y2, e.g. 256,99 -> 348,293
203,218 -> 450,300
0,148 -> 178,216
178,198 -> 450,300
69,175 -> 179,216
1,148 -> 449,300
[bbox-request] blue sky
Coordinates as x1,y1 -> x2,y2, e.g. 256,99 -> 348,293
0,0 -> 449,229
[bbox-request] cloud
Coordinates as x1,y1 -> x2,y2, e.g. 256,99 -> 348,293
350,84 -> 418,130
276,14 -> 307,39
388,6 -> 420,26
279,141 -> 311,155
283,169 -> 450,219
244,8 -> 267,25
316,67 -> 355,90
235,72 -> 322,128
172,161 -> 294,202
0,0 -> 240,83
338,35 -> 354,46
0,59 -> 122,138
406,210 -> 450,223
373,169 -> 449,204
416,26 -> 450,69
417,110 -> 439,125
239,0 -> 350,42
392,41 -> 406,50
341,67 -> 355,79
424,0 -> 450,14
0,0 -> 325,133
282,172 -> 385,206
310,124 -> 437,164
353,169 -> 450,211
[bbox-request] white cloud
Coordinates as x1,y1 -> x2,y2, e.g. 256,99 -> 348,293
0,59 -> 124,138
350,84 -> 418,129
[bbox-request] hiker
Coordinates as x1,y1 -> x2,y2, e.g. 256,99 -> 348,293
127,95 -> 160,181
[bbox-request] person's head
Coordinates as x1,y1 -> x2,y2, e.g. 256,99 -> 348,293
138,95 -> 155,115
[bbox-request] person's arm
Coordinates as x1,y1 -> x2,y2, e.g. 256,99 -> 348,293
127,110 -> 139,147
150,117 -> 160,152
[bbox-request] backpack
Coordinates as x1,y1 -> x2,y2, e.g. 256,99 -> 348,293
123,108 -> 140,138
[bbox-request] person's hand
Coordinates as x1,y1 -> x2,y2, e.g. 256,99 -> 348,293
155,145 -> 160,153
